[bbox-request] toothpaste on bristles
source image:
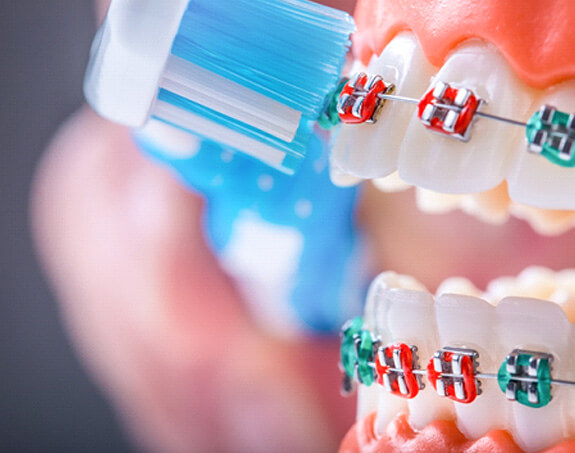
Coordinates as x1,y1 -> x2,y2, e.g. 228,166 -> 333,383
84,0 -> 355,174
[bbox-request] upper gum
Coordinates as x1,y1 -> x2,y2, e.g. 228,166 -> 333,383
353,0 -> 575,90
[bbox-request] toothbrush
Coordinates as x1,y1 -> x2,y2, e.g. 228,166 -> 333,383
84,0 -> 355,174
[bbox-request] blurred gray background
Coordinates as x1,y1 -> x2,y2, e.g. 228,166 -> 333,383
0,0 -> 357,451
0,1 -> 132,451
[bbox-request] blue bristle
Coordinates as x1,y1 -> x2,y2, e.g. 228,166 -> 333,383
172,0 -> 354,117
155,0 -> 355,173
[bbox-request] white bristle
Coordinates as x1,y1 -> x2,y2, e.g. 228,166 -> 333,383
152,100 -> 290,172
159,55 -> 302,142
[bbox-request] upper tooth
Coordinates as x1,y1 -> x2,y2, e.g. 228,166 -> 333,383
497,297 -> 573,452
399,42 -> 534,195
507,80 -> 575,210
435,294 -> 508,439
330,32 -> 435,182
329,159 -> 364,187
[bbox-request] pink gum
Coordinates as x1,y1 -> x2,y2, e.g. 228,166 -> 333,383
353,0 -> 575,89
340,412 -> 575,453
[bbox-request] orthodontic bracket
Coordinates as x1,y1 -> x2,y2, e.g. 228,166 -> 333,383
340,318 -> 575,408
332,73 -> 575,168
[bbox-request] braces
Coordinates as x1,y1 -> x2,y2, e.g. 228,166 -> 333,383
328,73 -> 575,168
340,317 -> 575,409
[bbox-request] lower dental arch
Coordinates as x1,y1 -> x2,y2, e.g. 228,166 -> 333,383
340,317 -> 573,410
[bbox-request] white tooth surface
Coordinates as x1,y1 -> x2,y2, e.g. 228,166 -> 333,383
435,294 -> 507,439
383,289 -> 454,429
553,269 -> 575,323
497,297 -> 572,452
357,384 -> 380,421
373,171 -> 412,193
460,185 -> 511,225
399,42 -> 533,194
415,187 -> 462,214
510,204 -> 575,236
508,80 -> 575,210
329,159 -> 363,187
487,267 -> 557,303
331,33 -> 435,181
365,274 -> 410,434
436,277 -> 482,299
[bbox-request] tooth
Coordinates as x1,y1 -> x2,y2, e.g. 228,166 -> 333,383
510,203 -> 575,236
436,277 -> 482,299
331,32 -> 435,181
516,267 -> 558,298
330,159 -> 363,187
373,171 -> 412,193
399,42 -> 534,194
365,273 -> 411,433
551,269 -> 575,322
381,287 -> 454,429
497,297 -> 573,451
435,294 -> 507,439
357,384 -> 379,421
460,183 -> 511,225
507,80 -> 575,210
415,187 -> 462,214
487,267 -> 558,303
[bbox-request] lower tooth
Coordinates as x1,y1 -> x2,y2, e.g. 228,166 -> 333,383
384,289 -> 454,429
487,267 -> 558,302
365,273 -> 422,432
435,294 -> 507,439
510,203 -> 575,236
497,297 -> 572,452
415,187 -> 462,214
553,270 -> 575,322
357,384 -> 379,422
460,184 -> 511,225
436,277 -> 482,299
373,172 -> 412,193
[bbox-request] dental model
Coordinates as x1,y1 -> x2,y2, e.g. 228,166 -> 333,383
336,0 -> 575,451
